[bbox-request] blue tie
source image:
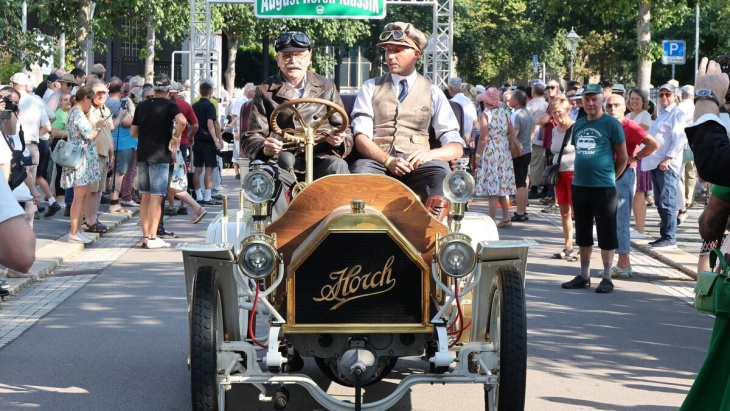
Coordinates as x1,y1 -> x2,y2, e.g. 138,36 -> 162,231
398,79 -> 408,102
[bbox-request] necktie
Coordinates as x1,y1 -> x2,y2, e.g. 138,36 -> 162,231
398,79 -> 408,102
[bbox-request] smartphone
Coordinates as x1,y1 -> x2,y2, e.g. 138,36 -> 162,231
717,55 -> 730,75
120,99 -> 128,110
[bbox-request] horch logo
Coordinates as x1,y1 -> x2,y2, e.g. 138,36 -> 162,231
313,255 -> 397,310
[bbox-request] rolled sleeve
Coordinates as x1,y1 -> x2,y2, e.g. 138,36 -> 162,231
351,79 -> 376,139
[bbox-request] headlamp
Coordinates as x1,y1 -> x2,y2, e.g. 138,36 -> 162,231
443,170 -> 475,203
238,235 -> 278,279
437,233 -> 476,278
242,169 -> 275,204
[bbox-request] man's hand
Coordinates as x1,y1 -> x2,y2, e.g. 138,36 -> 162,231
31,189 -> 41,205
386,157 -> 414,177
658,157 -> 672,171
326,131 -> 346,147
697,57 -> 730,105
406,148 -> 434,169
262,137 -> 283,157
215,139 -> 223,151
168,138 -> 180,154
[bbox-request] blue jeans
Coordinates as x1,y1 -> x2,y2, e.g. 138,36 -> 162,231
651,168 -> 679,242
616,168 -> 636,254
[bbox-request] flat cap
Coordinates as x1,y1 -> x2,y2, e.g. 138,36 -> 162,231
377,22 -> 428,52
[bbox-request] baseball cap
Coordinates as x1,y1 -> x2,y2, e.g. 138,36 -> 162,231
377,22 -> 428,52
681,85 -> 694,95
659,83 -> 676,92
47,73 -> 61,83
580,84 -> 603,95
275,31 -> 312,53
153,74 -> 170,88
169,81 -> 180,93
570,89 -> 583,100
9,73 -> 30,86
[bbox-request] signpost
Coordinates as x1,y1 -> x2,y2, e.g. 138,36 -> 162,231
532,54 -> 538,74
255,0 -> 386,18
661,40 -> 686,80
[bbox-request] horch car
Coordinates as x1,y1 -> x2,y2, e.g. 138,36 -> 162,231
178,98 -> 535,410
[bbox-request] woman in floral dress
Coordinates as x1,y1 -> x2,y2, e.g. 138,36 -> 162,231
475,87 -> 516,228
60,86 -> 107,243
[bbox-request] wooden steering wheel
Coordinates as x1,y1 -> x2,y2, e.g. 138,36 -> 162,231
270,97 -> 349,146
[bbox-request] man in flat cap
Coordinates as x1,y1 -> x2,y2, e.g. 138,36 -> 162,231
243,30 -> 352,219
350,22 -> 464,220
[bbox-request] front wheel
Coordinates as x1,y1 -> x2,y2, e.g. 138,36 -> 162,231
485,265 -> 527,411
190,266 -> 226,411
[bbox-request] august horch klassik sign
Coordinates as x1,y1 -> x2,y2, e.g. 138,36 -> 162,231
255,0 -> 386,19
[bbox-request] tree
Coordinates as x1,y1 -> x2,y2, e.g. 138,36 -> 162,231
0,0 -> 54,69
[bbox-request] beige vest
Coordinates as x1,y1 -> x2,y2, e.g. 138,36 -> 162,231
87,104 -> 114,157
372,73 -> 432,155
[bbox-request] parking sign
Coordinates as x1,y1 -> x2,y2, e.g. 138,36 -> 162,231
661,40 -> 686,65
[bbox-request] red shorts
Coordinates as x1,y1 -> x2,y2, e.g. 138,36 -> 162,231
555,171 -> 574,206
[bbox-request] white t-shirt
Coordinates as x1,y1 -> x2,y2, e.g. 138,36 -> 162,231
0,168 -> 24,223
0,132 -> 12,165
17,90 -> 51,143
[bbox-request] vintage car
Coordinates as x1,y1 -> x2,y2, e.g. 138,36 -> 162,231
178,98 -> 535,410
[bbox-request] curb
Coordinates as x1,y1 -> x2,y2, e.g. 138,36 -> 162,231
2,208 -> 139,298
631,240 -> 698,280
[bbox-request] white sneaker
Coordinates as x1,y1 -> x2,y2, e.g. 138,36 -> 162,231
120,200 -> 139,207
144,237 -> 171,249
630,229 -> 647,239
68,232 -> 92,244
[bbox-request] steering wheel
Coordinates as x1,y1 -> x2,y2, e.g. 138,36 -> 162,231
270,97 -> 349,146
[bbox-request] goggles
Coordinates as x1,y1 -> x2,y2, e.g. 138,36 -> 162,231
379,30 -> 406,42
275,32 -> 311,51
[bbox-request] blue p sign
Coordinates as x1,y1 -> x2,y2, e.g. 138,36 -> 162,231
661,40 -> 686,65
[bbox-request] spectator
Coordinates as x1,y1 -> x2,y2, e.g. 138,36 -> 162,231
603,94 -> 659,278
91,64 -> 106,82
626,88 -> 654,239
244,30 -> 352,219
508,90 -> 534,222
192,82 -> 224,206
107,79 -> 134,214
47,73 -> 76,113
69,68 -> 86,94
678,84 -> 697,211
43,73 -> 61,104
561,84 -> 627,294
349,22 -> 462,221
50,92 -> 72,208
60,86 -> 105,244
10,73 -> 54,227
548,97 -> 576,260
227,82 -> 254,180
83,82 -> 114,234
166,81 -> 200,218
448,77 -> 478,159
526,83 -> 548,199
565,87 -> 580,120
643,83 -> 687,249
537,79 -> 563,206
0,169 -> 35,275
130,74 -> 187,249
475,87 -> 516,227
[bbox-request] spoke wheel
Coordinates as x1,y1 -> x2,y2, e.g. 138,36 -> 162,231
485,266 -> 527,411
191,266 -> 226,411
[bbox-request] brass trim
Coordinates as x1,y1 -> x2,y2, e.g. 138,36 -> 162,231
286,210 -> 431,332
252,202 -> 268,218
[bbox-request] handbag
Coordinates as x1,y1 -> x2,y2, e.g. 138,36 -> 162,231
509,137 -> 522,159
694,247 -> 730,315
682,143 -> 694,163
52,139 -> 82,170
541,125 -> 573,186
170,153 -> 188,191
3,132 -> 28,190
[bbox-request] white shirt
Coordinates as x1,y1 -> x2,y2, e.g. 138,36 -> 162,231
450,92 -> 478,140
0,131 -> 12,165
17,90 -> 51,144
0,169 -> 24,223
230,95 -> 250,122
678,99 -> 695,126
643,103 -> 687,174
526,97 -> 548,145
351,71 -> 463,147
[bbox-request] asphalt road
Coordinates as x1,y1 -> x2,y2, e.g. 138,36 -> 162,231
0,172 -> 713,410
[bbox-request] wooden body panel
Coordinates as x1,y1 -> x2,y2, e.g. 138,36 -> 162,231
266,174 -> 447,267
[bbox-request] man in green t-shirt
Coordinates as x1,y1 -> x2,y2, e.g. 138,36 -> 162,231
561,83 -> 628,294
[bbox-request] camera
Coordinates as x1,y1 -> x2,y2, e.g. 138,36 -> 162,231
2,97 -> 18,113
717,55 -> 730,76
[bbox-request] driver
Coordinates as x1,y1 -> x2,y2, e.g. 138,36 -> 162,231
349,22 -> 464,220
243,30 -> 352,218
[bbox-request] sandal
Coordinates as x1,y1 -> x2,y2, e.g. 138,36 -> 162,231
84,222 -> 109,234
551,248 -> 575,259
511,212 -> 529,222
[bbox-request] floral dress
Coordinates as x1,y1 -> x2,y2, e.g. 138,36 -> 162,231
475,107 -> 516,197
60,108 -> 100,189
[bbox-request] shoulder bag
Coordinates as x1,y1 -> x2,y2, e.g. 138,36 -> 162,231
694,247 -> 730,315
3,132 -> 27,190
541,125 -> 573,186
51,139 -> 82,170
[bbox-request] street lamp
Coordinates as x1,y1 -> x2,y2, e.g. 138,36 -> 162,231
565,27 -> 580,81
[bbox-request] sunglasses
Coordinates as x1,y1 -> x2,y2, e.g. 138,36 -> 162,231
95,91 -> 108,95
606,103 -> 623,107
144,95 -> 153,100
275,32 -> 311,51
546,86 -> 558,90
658,92 -> 673,97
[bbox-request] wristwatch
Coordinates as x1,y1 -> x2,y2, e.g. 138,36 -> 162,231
695,89 -> 720,107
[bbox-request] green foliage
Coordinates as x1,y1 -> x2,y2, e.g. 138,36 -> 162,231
0,54 -> 22,83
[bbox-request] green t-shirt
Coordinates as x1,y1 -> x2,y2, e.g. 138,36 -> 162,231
51,108 -> 68,131
571,113 -> 625,187
712,185 -> 730,202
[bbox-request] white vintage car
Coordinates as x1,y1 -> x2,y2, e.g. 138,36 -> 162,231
178,98 -> 535,410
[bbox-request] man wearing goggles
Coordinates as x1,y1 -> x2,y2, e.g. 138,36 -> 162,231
243,30 -> 352,219
350,22 -> 464,221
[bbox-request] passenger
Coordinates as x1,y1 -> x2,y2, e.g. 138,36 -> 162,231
243,30 -> 352,219
349,21 -> 463,220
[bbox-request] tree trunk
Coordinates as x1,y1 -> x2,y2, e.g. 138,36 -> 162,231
75,0 -> 90,70
145,13 -> 155,83
637,0 -> 652,90
223,30 -> 239,96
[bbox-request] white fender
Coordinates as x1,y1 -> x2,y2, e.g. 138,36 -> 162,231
458,212 -> 499,247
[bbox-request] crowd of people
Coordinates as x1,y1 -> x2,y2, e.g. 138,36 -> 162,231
0,64 -> 258,277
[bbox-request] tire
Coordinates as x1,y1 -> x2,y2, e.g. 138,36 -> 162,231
190,266 -> 225,411
485,265 -> 527,411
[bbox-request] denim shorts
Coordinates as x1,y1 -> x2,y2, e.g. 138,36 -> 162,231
114,148 -> 134,174
137,162 -> 170,196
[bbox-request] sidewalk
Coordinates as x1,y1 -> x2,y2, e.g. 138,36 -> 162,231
3,174 -> 705,302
